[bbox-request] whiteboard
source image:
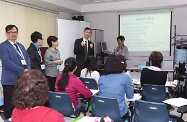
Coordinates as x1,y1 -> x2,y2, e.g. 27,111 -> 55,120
57,19 -> 90,71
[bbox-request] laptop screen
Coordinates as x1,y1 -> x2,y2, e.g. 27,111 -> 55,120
101,42 -> 107,52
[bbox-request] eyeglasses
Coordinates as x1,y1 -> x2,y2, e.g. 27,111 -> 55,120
7,31 -> 18,34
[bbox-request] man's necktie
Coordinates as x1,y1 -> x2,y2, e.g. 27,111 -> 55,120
85,41 -> 88,60
14,44 -> 21,54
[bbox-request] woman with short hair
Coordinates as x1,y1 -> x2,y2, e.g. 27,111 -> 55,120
98,55 -> 134,121
11,69 -> 65,122
140,51 -> 167,86
44,36 -> 63,91
115,35 -> 129,58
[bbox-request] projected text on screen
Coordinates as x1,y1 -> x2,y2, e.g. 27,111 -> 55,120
120,11 -> 171,56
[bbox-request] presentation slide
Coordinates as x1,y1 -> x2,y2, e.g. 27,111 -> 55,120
120,11 -> 171,56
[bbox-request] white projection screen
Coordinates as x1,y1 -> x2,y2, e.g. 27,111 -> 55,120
119,11 -> 172,57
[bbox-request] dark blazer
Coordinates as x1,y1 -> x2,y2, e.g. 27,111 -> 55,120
27,43 -> 42,71
140,68 -> 168,86
74,38 -> 94,76
0,40 -> 31,85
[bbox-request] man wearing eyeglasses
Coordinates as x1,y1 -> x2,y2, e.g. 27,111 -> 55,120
27,31 -> 44,72
0,24 -> 31,119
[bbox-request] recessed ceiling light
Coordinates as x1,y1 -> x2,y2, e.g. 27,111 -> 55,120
92,0 -> 114,3
93,0 -> 99,3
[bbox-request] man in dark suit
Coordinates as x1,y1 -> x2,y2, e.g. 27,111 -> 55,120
0,25 -> 31,119
74,27 -> 94,76
27,31 -> 44,72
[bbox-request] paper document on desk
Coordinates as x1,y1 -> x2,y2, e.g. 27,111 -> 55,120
132,79 -> 140,85
76,116 -> 95,122
125,93 -> 142,101
163,98 -> 187,107
90,89 -> 99,95
165,80 -> 178,87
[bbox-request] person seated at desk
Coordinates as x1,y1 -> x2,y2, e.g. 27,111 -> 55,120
140,51 -> 167,86
98,55 -> 134,121
55,57 -> 92,113
80,55 -> 100,84
115,35 -> 128,58
11,70 -> 65,122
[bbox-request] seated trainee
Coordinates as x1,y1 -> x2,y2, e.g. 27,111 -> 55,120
80,55 -> 100,84
98,55 -> 134,121
140,51 -> 167,86
11,69 -> 65,122
55,57 -> 92,113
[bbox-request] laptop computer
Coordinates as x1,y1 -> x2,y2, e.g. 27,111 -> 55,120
101,42 -> 112,54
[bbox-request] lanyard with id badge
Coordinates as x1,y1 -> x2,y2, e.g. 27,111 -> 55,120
38,49 -> 45,70
14,44 -> 27,65
57,65 -> 61,69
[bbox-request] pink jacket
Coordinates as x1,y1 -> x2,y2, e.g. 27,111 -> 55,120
55,73 -> 92,107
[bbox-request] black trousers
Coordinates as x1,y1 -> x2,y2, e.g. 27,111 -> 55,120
3,85 -> 14,119
122,112 -> 130,121
46,76 -> 56,92
75,61 -> 86,77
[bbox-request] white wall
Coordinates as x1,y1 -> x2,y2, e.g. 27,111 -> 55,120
172,7 -> 187,35
57,19 -> 90,71
58,12 -> 73,20
84,12 -> 118,51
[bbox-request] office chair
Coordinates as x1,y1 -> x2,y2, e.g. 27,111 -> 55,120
79,77 -> 98,90
177,105 -> 187,119
142,84 -> 167,103
48,91 -> 85,117
134,100 -> 177,122
91,95 -> 125,122
4,120 -> 10,122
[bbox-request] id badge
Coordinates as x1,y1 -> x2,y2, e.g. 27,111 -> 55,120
41,64 -> 45,70
57,65 -> 60,69
21,60 -> 27,65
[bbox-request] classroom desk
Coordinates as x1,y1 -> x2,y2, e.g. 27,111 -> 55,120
90,89 -> 141,102
132,79 -> 178,87
125,93 -> 141,101
127,67 -> 174,73
163,98 -> 187,107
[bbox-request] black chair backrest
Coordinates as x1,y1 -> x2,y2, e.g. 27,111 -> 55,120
48,91 -> 75,116
91,95 -> 122,122
79,77 -> 98,90
142,84 -> 167,103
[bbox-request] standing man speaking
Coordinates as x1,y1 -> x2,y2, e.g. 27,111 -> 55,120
74,27 -> 94,77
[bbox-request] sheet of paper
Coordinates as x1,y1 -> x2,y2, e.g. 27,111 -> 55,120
90,89 -> 99,95
125,93 -> 142,101
163,98 -> 187,107
165,81 -> 175,87
76,116 -> 96,122
132,79 -> 140,85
